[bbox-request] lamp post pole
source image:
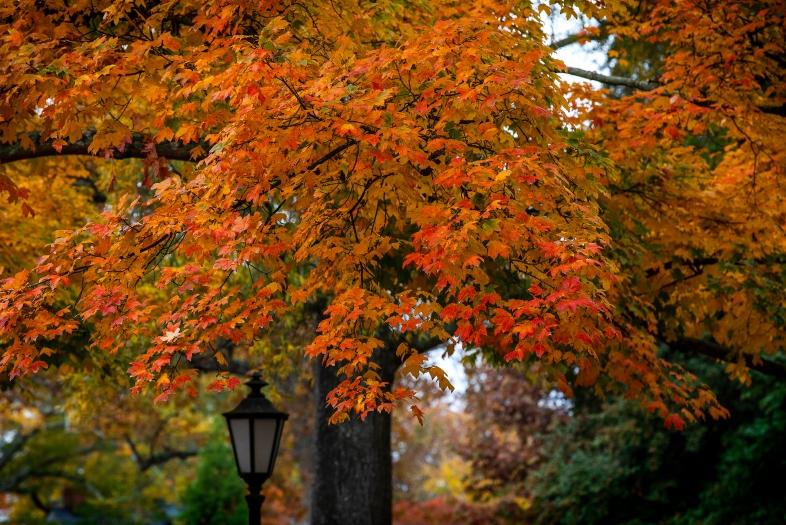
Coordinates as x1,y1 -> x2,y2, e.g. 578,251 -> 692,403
246,480 -> 264,525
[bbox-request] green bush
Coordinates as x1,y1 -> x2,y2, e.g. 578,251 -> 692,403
179,427 -> 247,525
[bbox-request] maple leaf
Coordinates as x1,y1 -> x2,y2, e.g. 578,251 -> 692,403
160,327 -> 181,343
664,413 -> 686,431
410,404 -> 425,426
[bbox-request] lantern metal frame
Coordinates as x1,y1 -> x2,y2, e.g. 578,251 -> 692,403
223,373 -> 289,525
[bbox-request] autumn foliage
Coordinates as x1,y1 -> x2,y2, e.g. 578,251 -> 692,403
1,0 -> 784,430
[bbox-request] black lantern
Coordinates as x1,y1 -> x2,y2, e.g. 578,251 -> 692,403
223,373 -> 289,525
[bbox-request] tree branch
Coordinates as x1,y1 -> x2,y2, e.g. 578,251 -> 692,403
1,131 -> 357,174
189,348 -> 251,375
667,337 -> 786,380
549,23 -> 608,51
0,130 -> 209,163
29,490 -> 51,514
0,427 -> 41,472
138,448 -> 198,471
563,67 -> 785,117
307,139 -> 357,171
550,34 -> 583,50
0,444 -> 101,492
645,254 -> 786,279
125,434 -> 197,471
759,103 -> 786,117
563,66 -> 659,91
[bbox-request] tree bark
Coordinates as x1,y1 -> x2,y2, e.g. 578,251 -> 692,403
310,347 -> 400,525
0,131 -> 208,163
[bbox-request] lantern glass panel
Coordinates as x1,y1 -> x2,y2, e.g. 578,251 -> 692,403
253,418 -> 278,473
230,418 -> 251,473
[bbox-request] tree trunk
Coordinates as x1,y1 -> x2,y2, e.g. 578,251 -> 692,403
310,348 -> 400,525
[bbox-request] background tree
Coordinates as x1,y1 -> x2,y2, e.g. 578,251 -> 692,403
529,355 -> 786,525
459,364 -> 565,518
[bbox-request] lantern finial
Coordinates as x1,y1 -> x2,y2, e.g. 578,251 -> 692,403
246,373 -> 267,398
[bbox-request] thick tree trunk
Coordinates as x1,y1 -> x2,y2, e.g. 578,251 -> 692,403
310,348 -> 400,525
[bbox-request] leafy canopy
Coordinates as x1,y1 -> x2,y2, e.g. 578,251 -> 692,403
1,0 -> 784,426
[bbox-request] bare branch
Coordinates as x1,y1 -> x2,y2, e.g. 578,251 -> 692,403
138,448 -> 198,471
549,23 -> 608,50
563,66 -> 659,91
563,65 -> 783,117
124,434 -> 197,471
550,34 -> 583,50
